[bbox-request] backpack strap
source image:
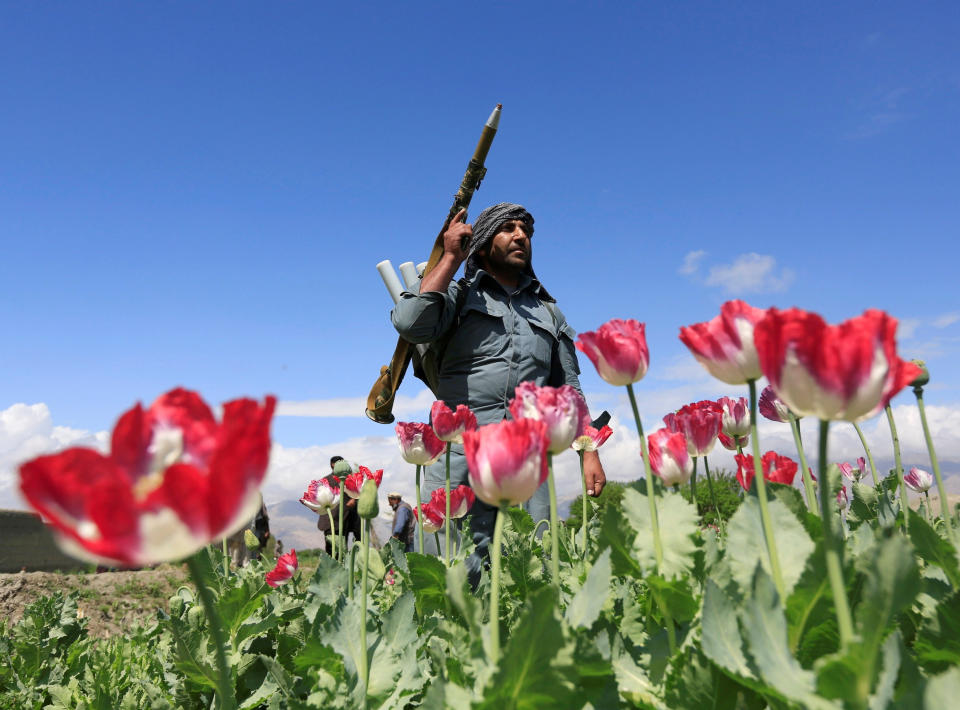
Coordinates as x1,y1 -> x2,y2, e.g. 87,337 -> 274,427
410,278 -> 469,396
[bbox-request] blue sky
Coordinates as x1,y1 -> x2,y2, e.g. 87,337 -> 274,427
2,2 -> 958,509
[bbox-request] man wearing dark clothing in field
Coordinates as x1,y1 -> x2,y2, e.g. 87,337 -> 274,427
317,456 -> 362,555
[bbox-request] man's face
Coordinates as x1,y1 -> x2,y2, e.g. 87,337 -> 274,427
388,497 -> 400,510
482,219 -> 531,274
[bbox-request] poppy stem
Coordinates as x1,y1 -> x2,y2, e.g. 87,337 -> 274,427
626,384 -> 663,569
547,453 -> 561,584
914,386 -> 955,542
360,518 -> 370,699
627,383 -> 676,654
789,414 -> 818,516
348,544 -> 358,599
690,452 -> 698,514
578,450 -> 588,559
186,554 -> 236,710
852,422 -> 880,488
885,405 -> 908,532
337,477 -> 346,564
327,510 -> 337,562
531,519 -> 550,544
818,420 -> 855,650
489,506 -> 507,665
703,455 -> 723,535
222,538 -> 230,577
691,456 -> 699,516
415,465 -> 425,554
445,443 -> 452,565
748,379 -> 787,601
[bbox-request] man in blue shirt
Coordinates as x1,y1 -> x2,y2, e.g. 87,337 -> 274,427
387,492 -> 415,552
391,203 -> 606,569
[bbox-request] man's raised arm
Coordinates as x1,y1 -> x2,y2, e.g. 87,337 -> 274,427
391,209 -> 472,343
419,208 -> 471,293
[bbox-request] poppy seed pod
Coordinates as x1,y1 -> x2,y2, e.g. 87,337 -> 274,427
358,479 -> 380,519
910,360 -> 930,388
332,459 -> 353,477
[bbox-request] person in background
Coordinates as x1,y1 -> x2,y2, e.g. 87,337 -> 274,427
318,455 -> 362,554
387,492 -> 415,552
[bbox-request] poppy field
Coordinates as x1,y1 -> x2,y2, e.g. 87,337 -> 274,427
6,301 -> 960,709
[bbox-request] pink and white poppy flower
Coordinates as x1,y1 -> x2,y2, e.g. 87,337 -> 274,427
430,401 -> 478,444
576,319 -> 650,386
572,424 -> 613,453
904,467 -> 933,493
662,401 -> 723,457
463,419 -> 549,507
717,396 -> 751,438
414,501 -> 445,534
647,429 -> 694,486
679,300 -> 767,385
509,382 -> 589,454
395,421 -> 445,466
300,478 -> 340,512
429,484 -> 476,519
759,385 -> 792,423
754,308 -> 923,422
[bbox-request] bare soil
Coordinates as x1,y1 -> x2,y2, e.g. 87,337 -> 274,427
0,564 -> 189,638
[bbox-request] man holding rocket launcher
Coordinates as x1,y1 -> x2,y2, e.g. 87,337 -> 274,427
370,105 -> 607,577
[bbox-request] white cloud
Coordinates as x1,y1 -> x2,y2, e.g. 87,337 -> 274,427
678,250 -> 706,276
0,403 -> 108,509
654,354 -> 715,383
277,389 -> 435,418
5,397 -> 959,526
846,86 -> 909,140
897,318 -> 921,340
933,312 -> 960,329
703,253 -> 795,295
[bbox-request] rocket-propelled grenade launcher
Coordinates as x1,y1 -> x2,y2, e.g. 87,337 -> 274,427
365,104 -> 502,423
450,104 -> 501,219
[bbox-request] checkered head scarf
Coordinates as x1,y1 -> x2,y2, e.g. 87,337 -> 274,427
464,203 -> 537,282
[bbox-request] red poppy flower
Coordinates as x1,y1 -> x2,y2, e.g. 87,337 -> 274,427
648,428 -> 693,486
265,549 -> 298,588
395,421 -> 445,466
414,501 -> 445,534
662,401 -> 722,457
18,388 -> 275,567
509,382 -> 589,454
463,419 -> 549,507
576,319 -> 650,386
430,401 -> 478,444
754,308 -> 922,422
344,466 -> 384,499
571,424 -> 614,452
735,451 -> 799,490
679,300 -> 767,384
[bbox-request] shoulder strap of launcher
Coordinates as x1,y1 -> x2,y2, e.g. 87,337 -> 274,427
365,104 -> 502,423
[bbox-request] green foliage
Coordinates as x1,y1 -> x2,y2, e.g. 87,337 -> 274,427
679,467 -> 743,526
5,458 -> 956,708
565,479 -> 628,530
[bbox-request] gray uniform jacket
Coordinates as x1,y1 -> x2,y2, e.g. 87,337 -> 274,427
391,268 -> 585,565
391,268 -> 584,425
